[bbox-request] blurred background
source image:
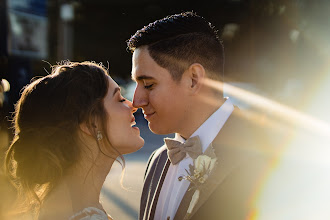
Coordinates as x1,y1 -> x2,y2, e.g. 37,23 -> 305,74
1,0 -> 330,219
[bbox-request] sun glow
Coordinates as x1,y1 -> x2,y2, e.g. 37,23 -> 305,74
204,78 -> 330,219
205,79 -> 330,137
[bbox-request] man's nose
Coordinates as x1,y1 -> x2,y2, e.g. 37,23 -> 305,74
132,86 -> 148,108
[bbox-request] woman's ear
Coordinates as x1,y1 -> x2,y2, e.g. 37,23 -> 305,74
79,122 -> 92,136
186,63 -> 206,94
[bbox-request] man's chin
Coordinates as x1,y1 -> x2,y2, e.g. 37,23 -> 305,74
148,122 -> 172,135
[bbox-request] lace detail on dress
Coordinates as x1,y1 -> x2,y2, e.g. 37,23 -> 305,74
69,207 -> 112,220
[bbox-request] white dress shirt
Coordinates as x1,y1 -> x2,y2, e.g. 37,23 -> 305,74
154,98 -> 234,220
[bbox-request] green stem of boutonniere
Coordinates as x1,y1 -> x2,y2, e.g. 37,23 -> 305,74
187,189 -> 200,214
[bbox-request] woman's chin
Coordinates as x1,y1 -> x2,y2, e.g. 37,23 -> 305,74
120,138 -> 145,155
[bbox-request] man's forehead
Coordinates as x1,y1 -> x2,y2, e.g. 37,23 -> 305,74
131,47 -> 154,81
131,73 -> 155,82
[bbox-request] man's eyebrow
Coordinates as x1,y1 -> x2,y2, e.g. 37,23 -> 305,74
113,87 -> 121,97
132,75 -> 154,81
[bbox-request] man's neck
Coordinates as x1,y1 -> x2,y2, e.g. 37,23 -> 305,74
179,97 -> 225,139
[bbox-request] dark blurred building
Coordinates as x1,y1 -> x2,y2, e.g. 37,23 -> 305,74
1,0 -> 329,126
0,0 -> 49,154
46,0 -> 329,110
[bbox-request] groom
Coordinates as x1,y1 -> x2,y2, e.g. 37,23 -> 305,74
128,11 -> 274,220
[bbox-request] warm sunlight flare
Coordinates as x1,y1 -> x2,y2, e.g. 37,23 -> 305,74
204,78 -> 330,220
205,78 -> 330,137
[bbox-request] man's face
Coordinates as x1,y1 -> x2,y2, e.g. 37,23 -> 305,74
131,47 -> 190,135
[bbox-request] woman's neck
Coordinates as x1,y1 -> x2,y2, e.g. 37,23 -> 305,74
40,152 -> 115,219
65,152 -> 115,212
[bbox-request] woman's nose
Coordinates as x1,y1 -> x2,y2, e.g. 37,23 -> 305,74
127,99 -> 138,113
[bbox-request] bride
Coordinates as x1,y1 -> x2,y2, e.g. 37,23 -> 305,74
5,61 -> 144,219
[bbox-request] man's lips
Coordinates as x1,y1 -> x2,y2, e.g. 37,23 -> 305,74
143,111 -> 155,119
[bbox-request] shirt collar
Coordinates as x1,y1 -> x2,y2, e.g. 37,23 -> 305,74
175,98 -> 234,153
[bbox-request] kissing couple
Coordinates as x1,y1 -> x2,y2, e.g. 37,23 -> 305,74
5,11 -> 273,220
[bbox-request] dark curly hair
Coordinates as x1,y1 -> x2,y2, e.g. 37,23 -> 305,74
5,61 -> 124,216
127,11 -> 224,82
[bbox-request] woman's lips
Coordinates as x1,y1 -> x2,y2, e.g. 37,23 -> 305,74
130,117 -> 140,132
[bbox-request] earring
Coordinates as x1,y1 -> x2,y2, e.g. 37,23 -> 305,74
97,131 -> 103,141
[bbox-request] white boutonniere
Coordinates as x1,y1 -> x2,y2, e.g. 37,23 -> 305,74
179,154 -> 217,219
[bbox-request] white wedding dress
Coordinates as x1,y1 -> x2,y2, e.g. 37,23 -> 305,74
69,207 -> 112,220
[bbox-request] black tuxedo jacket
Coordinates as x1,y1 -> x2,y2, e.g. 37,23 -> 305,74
139,108 -> 276,220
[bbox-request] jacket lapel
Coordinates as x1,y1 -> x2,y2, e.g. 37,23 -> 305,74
174,108 -> 253,219
144,148 -> 171,220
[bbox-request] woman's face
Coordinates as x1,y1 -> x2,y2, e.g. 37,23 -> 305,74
103,76 -> 144,155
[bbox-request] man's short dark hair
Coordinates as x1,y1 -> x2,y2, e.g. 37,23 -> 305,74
127,11 -> 224,82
